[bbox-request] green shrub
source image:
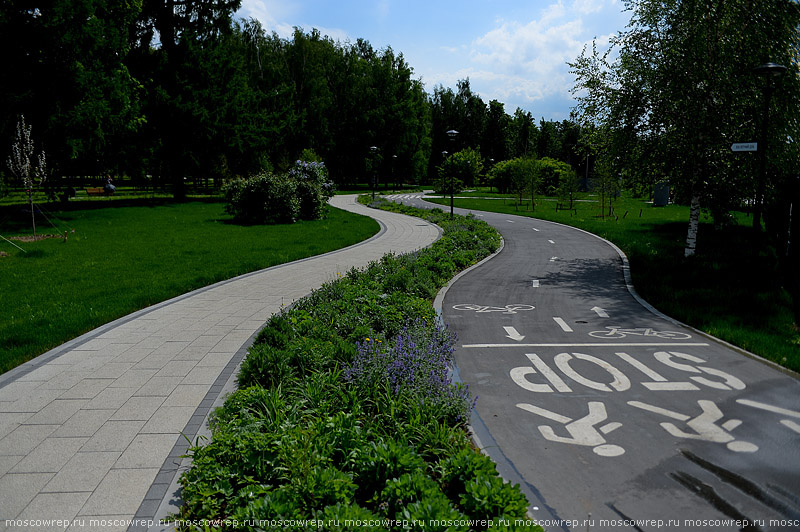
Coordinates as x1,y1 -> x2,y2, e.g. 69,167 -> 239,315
177,200 -> 540,531
222,160 -> 334,225
223,171 -> 299,224
289,160 -> 335,220
459,473 -> 529,520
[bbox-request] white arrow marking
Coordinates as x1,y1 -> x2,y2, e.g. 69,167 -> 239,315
553,317 -> 573,332
550,256 -> 558,262
592,306 -> 609,318
503,326 -> 525,341
531,279 -> 540,288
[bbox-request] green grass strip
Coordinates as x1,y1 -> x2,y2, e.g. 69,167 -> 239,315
0,201 -> 379,374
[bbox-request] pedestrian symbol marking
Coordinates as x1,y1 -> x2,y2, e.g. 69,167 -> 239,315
516,401 -> 625,457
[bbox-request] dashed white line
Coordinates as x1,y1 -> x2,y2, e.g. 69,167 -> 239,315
531,280 -> 540,288
737,399 -> 800,418
548,239 -> 555,244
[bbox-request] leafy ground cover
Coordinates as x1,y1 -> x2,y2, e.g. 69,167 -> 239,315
425,192 -> 800,373
0,200 -> 379,374
177,199 -> 543,530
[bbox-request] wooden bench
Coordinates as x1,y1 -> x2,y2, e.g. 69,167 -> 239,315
86,187 -> 113,196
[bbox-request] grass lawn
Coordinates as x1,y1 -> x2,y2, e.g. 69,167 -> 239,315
425,191 -> 800,373
0,199 -> 379,374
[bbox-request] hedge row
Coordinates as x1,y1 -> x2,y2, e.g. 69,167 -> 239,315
176,198 -> 542,531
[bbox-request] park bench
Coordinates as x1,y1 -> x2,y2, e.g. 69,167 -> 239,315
86,187 -> 113,196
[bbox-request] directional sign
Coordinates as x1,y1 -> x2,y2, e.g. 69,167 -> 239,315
731,142 -> 757,152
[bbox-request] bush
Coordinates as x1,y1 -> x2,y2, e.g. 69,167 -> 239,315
223,159 -> 335,225
344,320 -> 473,424
223,171 -> 299,224
289,160 -> 335,220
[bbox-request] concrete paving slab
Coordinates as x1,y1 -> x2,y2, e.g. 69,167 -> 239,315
115,435 -> 179,469
140,407 -> 195,435
110,397 -> 166,422
81,421 -> 145,452
78,468 -> 159,516
44,452 -> 120,492
0,196 -> 440,528
52,409 -> 115,438
14,492 -> 91,532
0,425 -> 60,455
9,436 -> 87,473
0,472 -> 54,522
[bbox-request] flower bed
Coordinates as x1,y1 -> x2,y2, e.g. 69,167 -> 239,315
177,198 -> 541,531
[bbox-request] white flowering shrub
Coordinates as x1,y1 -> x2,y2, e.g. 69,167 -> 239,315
223,160 -> 335,225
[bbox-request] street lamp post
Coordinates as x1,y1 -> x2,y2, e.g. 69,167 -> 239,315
753,62 -> 787,231
446,129 -> 459,218
370,146 -> 378,200
392,154 -> 398,192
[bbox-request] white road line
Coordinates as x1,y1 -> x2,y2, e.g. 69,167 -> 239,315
737,399 -> 800,419
516,403 -> 572,424
549,256 -> 558,262
642,382 -> 699,391
462,342 -> 710,348
532,228 -> 540,231
507,220 -> 515,223
548,239 -> 555,244
531,279 -> 540,288
553,317 -> 573,332
781,420 -> 800,434
628,401 -> 690,421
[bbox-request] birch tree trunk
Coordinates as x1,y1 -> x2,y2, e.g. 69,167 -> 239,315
684,193 -> 701,257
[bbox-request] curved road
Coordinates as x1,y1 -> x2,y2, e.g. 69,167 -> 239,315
387,193 -> 800,532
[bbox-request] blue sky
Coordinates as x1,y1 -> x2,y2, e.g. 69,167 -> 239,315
236,0 -> 631,121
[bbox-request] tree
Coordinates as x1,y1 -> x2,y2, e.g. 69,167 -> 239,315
556,166 -> 581,210
436,148 -> 483,195
130,0 -> 242,198
6,115 -> 47,235
490,157 -> 537,210
534,157 -> 574,197
483,100 -> 511,165
571,0 -> 800,256
508,108 -> 537,158
0,1 -> 144,178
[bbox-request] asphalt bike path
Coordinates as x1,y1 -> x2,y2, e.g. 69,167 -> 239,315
384,193 -> 800,532
0,195 -> 441,532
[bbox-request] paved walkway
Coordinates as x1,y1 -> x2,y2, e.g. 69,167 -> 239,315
0,195 -> 440,532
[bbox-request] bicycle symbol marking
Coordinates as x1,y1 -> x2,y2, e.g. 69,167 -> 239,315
452,303 -> 535,314
588,326 -> 691,340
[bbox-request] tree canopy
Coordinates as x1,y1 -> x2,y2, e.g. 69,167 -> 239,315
571,0 -> 800,255
2,1 -> 592,197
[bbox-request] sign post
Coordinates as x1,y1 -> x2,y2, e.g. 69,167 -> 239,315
731,142 -> 758,152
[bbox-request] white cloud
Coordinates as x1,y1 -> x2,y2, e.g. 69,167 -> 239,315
237,0 -> 351,42
467,0 -> 618,107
